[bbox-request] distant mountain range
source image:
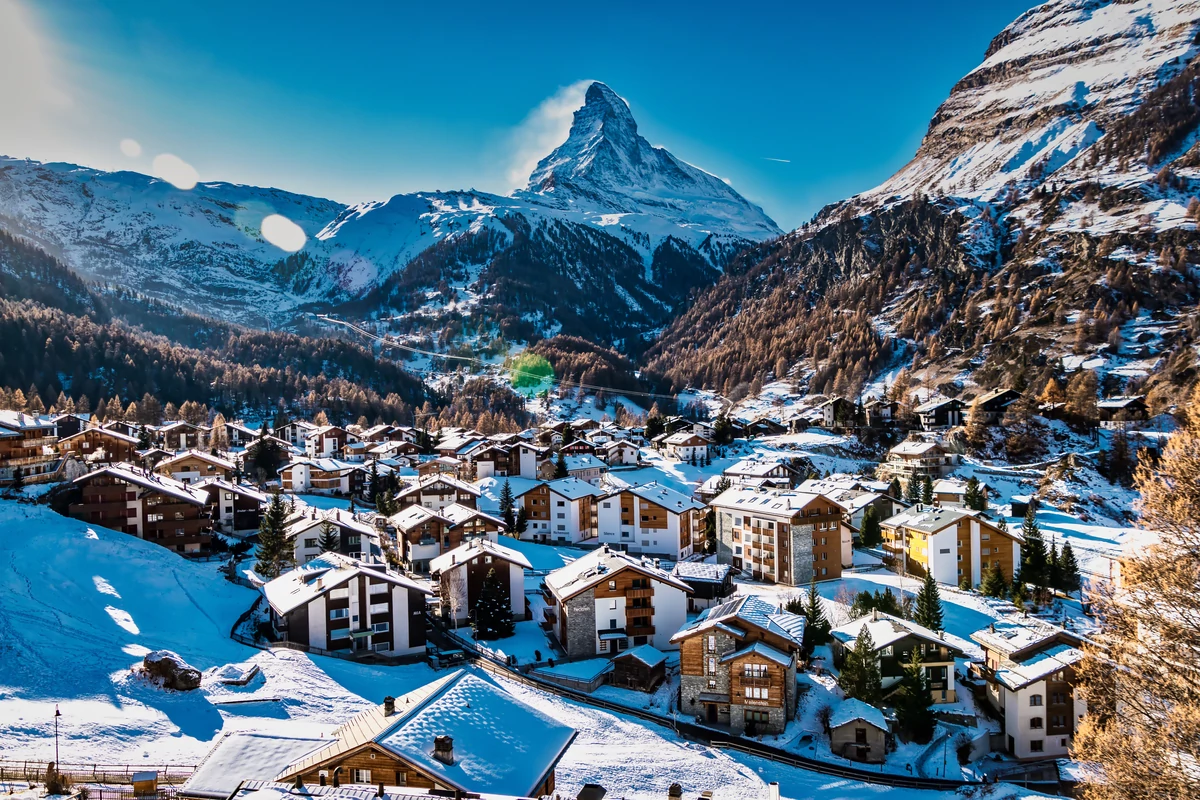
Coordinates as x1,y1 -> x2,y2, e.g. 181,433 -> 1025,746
0,81 -> 778,349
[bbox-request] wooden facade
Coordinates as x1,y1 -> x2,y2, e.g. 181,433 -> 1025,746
57,428 -> 140,464
69,468 -> 213,553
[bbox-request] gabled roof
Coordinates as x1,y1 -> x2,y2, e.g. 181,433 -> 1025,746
74,463 -> 207,505
544,545 -> 691,601
398,474 -> 480,497
889,439 -> 944,456
615,643 -> 667,669
616,481 -> 704,513
262,553 -> 427,616
158,449 -> 236,472
672,560 -> 734,583
710,486 -> 843,516
194,477 -> 269,504
724,458 -> 795,478
278,457 -> 365,476
58,427 -> 140,445
389,504 -> 450,531
441,502 -> 505,530
158,420 -> 210,432
830,611 -> 964,655
970,618 -> 1081,660
914,397 -> 963,413
829,698 -> 888,731
285,507 -> 376,540
663,431 -> 707,445
429,537 -> 532,574
719,640 -> 793,667
1097,395 -> 1146,409
563,454 -> 606,472
670,594 -> 805,649
279,670 -> 576,797
0,410 -> 54,431
182,732 -> 327,800
546,476 -> 606,501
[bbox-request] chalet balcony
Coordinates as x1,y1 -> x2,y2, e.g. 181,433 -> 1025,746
542,607 -> 557,624
627,625 -> 654,637
741,675 -> 773,688
625,587 -> 653,599
0,453 -> 59,468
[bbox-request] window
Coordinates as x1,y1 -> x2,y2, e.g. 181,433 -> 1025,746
609,599 -> 617,610
707,657 -> 716,675
598,639 -> 609,652
745,710 -> 770,724
743,663 -> 768,678
609,619 -> 617,630
981,533 -> 990,541
603,502 -> 611,509
369,602 -> 389,614
369,583 -> 388,595
939,548 -> 950,554
1030,717 -> 1043,729
372,622 -> 389,633
557,500 -> 565,507
882,645 -> 893,656
330,588 -> 349,600
855,727 -> 868,744
175,528 -> 185,536
305,538 -> 318,548
1030,694 -> 1043,707
707,635 -> 717,652
1051,692 -> 1066,705
330,627 -> 350,639
346,535 -> 360,546
608,580 -> 616,590
744,686 -> 769,700
1029,740 -> 1044,753
330,608 -> 349,620
708,679 -> 717,689
352,770 -> 371,784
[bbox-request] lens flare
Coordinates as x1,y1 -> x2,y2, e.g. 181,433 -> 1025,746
119,139 -> 142,157
152,153 -> 199,190
261,213 -> 307,252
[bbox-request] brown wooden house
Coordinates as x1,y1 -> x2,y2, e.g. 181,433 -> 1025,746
0,410 -> 60,487
70,464 -> 213,553
608,644 -> 668,692
429,538 -> 531,625
276,669 -> 576,796
57,427 -> 141,465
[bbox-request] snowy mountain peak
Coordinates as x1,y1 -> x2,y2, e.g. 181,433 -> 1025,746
521,82 -> 780,239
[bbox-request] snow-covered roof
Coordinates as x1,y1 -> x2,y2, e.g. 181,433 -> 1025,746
58,427 -> 140,445
278,457 -> 365,475
429,537 -> 532,574
398,474 -> 480,497
283,670 -> 576,797
995,643 -> 1084,691
183,732 -> 327,799
74,463 -> 208,505
564,454 -> 606,472
971,618 -> 1080,659
725,458 -> 794,478
663,431 -> 707,445
544,545 -> 691,601
285,507 -> 376,540
710,486 -> 842,516
441,502 -> 505,530
1097,395 -> 1146,409
158,420 -> 210,432
671,595 -> 805,649
158,449 -> 236,472
719,640 -> 792,667
888,439 -> 944,456
831,611 -> 963,654
829,698 -> 888,732
672,560 -> 734,584
0,410 -> 54,431
389,504 -> 450,531
914,397 -> 962,413
194,477 -> 269,504
615,643 -> 667,669
546,476 -> 606,501
617,481 -> 704,512
262,553 -> 427,615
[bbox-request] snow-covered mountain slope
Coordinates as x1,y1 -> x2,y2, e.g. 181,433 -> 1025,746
645,0 -> 1200,414
871,0 -> 1200,201
0,82 -> 777,343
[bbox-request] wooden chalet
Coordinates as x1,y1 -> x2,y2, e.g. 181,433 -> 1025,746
156,450 -> 236,484
608,643 -> 668,692
0,410 -> 61,487
157,420 -> 210,451
70,463 -> 212,553
831,610 -> 965,703
429,538 -> 532,625
195,478 -> 267,535
57,427 -> 141,465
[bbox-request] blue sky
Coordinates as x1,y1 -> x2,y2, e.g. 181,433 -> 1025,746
2,0 -> 1035,229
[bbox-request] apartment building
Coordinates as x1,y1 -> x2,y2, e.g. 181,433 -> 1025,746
541,545 -> 690,657
711,487 -> 851,585
394,474 -> 480,512
671,595 -> 805,734
429,538 -> 532,625
876,439 -> 960,487
880,505 -> 1022,588
57,427 -> 141,465
156,450 -> 236,484
595,482 -> 706,559
971,620 -> 1085,761
0,410 -> 60,487
69,463 -> 212,553
831,610 -> 965,703
287,506 -> 381,564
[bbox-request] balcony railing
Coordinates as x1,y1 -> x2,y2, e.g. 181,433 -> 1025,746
627,625 -> 654,637
625,587 -> 653,599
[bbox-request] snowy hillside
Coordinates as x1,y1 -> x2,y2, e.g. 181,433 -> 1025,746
0,82 -> 777,344
870,0 -> 1200,201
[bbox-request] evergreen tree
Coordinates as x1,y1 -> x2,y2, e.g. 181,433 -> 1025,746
1010,576 -> 1028,610
1058,542 -> 1081,595
1020,504 -> 1049,600
914,570 -> 944,631
8,468 -> 24,494
369,459 -> 380,503
136,426 -> 152,450
473,567 -> 514,640
801,574 -> 831,655
318,520 -> 339,553
255,492 -> 293,578
838,627 -> 883,705
860,504 -> 882,547
980,562 -> 1008,598
499,479 -> 516,531
1048,540 -> 1061,595
964,476 -> 987,511
894,648 -> 936,743
514,506 -> 529,536
904,477 -> 921,504
920,474 -> 934,505
554,450 -> 568,479
888,477 -> 903,500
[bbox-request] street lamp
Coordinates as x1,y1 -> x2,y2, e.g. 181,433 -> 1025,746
54,705 -> 61,765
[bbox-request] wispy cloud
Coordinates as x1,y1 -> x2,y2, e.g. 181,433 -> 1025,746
763,157 -> 791,163
505,80 -> 593,190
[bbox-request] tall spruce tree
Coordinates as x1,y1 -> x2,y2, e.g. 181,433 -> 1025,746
914,570 -> 944,631
318,520 -> 339,553
838,627 -> 883,705
554,450 -> 568,479
499,479 -> 516,531
921,475 -> 934,505
255,491 -> 292,578
904,477 -> 922,504
1021,504 -> 1049,600
473,567 -> 514,640
894,648 -> 936,743
860,505 -> 882,547
802,574 -> 831,655
981,562 -> 1008,598
888,477 -> 903,500
1057,541 -> 1081,595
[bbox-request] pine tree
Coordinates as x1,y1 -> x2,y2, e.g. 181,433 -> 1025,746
1010,576 -> 1028,610
921,474 -> 933,505
318,520 -> 339,553
980,562 -> 1008,598
801,573 -> 831,655
914,570 -> 944,631
473,567 -> 514,640
136,426 -> 152,450
1048,540 -> 1061,596
1058,542 -> 1081,595
964,476 -> 987,511
1020,504 -> 1049,601
255,492 -> 293,579
860,504 -> 882,547
369,459 -> 380,503
904,477 -> 922,504
888,477 -> 903,500
894,648 -> 936,743
554,450 -> 568,479
499,479 -> 516,531
514,507 -> 529,536
377,489 -> 396,517
838,626 -> 882,705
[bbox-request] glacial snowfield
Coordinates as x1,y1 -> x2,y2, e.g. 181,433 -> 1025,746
0,499 -> 1053,799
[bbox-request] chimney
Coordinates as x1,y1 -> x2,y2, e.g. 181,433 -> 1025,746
383,695 -> 395,716
376,784 -> 384,798
433,735 -> 455,765
668,785 -> 683,799
767,783 -> 780,800
871,608 -> 878,622
576,784 -> 607,800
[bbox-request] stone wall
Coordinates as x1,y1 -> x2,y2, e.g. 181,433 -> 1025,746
787,522 -> 815,585
562,590 -> 597,658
